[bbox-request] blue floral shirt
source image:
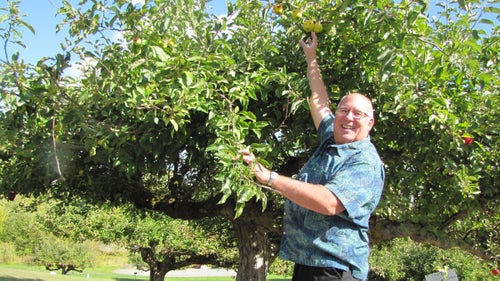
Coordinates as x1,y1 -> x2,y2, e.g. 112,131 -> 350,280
279,114 -> 385,280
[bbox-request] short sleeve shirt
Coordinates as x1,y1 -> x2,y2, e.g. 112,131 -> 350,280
279,114 -> 385,280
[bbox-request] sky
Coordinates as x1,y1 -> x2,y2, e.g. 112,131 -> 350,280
3,0 -> 230,65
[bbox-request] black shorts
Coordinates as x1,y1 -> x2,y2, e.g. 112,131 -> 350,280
292,264 -> 361,281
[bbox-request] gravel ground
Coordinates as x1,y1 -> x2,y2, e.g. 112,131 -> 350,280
114,267 -> 237,278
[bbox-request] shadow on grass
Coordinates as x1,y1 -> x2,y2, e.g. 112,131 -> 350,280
0,278 -> 43,281
0,274 -> 149,281
0,277 -> 150,281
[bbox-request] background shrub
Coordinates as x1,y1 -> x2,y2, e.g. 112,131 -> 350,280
0,242 -> 17,263
369,237 -> 492,280
0,200 -> 44,256
268,257 -> 294,277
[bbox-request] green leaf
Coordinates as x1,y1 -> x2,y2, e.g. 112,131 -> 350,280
234,202 -> 245,219
0,14 -> 8,23
169,119 -> 179,131
150,46 -> 169,61
217,178 -> 232,205
479,19 -> 494,25
19,20 -> 35,35
183,71 -> 193,86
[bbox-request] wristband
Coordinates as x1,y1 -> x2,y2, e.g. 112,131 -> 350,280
267,172 -> 279,187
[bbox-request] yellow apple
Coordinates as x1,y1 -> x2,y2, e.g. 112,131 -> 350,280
273,4 -> 284,15
313,22 -> 323,33
303,19 -> 315,32
162,39 -> 175,51
292,9 -> 302,20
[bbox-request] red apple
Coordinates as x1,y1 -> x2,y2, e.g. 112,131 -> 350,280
7,191 -> 16,201
492,268 -> 500,275
462,136 -> 473,146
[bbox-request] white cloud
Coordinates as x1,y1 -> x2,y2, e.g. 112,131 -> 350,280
131,0 -> 145,6
63,56 -> 98,79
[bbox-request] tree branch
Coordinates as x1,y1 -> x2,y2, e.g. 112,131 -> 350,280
370,217 -> 491,260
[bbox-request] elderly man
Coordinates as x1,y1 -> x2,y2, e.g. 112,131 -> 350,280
240,32 -> 384,281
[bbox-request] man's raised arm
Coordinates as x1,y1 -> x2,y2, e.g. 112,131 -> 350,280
299,32 -> 332,130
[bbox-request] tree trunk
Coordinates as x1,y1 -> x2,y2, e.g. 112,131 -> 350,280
140,246 -> 170,281
232,214 -> 280,281
150,266 -> 169,281
155,197 -> 283,281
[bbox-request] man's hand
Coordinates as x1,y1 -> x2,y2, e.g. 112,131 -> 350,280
238,148 -> 272,185
299,32 -> 318,63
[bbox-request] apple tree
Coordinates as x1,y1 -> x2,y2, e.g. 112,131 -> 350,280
1,0 -> 285,280
1,0 -> 499,280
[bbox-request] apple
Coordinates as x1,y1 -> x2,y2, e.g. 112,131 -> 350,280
462,136 -> 473,146
492,268 -> 500,275
162,39 -> 175,52
303,19 -> 315,32
7,191 -> 16,201
313,22 -> 323,33
273,4 -> 284,15
292,9 -> 302,20
133,36 -> 143,45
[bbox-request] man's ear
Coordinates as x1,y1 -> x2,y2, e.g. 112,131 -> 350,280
367,117 -> 375,131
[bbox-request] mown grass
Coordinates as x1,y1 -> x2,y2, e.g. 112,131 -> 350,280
0,263 -> 144,281
0,264 -> 290,281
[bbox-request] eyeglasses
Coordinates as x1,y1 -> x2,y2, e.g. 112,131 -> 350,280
335,108 -> 372,120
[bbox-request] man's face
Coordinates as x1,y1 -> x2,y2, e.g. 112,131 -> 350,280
333,94 -> 375,144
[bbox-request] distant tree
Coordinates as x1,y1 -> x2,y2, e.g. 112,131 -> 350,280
36,235 -> 95,275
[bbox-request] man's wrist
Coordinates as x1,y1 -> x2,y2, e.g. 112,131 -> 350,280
307,57 -> 318,65
267,171 -> 279,187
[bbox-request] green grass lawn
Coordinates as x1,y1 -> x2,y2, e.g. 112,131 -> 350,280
0,264 -> 290,281
0,264 -> 142,281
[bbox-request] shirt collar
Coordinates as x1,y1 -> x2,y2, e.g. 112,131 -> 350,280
326,136 -> 372,157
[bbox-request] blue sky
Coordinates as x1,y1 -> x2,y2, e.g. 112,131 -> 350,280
4,0 -> 230,64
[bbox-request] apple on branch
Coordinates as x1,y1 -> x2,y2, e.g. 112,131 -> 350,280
272,4 -> 284,15
462,136 -> 473,146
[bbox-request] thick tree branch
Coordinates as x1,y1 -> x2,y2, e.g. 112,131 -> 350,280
439,210 -> 468,232
150,195 -> 232,220
370,217 -> 491,260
